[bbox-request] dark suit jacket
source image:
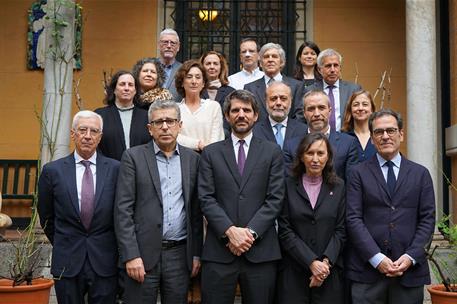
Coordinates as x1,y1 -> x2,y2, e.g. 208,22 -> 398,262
283,131 -> 359,181
114,142 -> 203,272
202,85 -> 236,137
305,80 -> 362,123
94,105 -> 150,161
38,153 -> 120,277
278,177 -> 346,302
244,75 -> 304,122
252,117 -> 307,148
198,136 -> 284,263
346,155 -> 435,287
163,60 -> 182,102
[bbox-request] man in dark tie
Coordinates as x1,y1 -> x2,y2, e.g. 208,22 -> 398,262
252,81 -> 307,149
305,48 -> 362,131
114,99 -> 203,303
346,109 -> 435,304
283,90 -> 358,180
199,90 -> 284,304
38,110 -> 120,303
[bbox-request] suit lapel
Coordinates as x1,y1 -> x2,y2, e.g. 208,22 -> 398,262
94,154 -> 107,210
393,157 -> 410,198
143,142 -> 163,205
64,154 -> 80,215
366,156 -> 391,201
339,81 -> 349,117
260,118 -> 276,142
255,78 -> 267,113
179,146 -> 190,204
222,139 -> 242,186
313,182 -> 330,211
109,105 -> 126,151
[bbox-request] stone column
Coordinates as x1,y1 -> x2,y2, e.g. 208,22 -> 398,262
40,0 -> 75,165
406,1 -> 440,209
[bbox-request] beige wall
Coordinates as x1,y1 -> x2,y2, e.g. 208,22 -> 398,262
0,0 -> 158,159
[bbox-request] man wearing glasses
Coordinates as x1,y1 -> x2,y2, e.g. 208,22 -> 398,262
158,28 -> 182,102
38,110 -> 120,303
115,99 -> 203,303
346,109 -> 435,304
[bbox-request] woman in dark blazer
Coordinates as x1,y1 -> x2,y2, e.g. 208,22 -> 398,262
95,70 -> 150,161
278,132 -> 346,304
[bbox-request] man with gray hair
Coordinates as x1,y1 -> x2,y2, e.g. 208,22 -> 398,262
244,42 -> 304,123
38,110 -> 120,303
115,99 -> 203,303
305,48 -> 362,131
158,28 -> 182,101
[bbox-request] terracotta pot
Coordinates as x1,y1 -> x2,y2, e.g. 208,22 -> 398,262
427,284 -> 457,304
0,278 -> 54,304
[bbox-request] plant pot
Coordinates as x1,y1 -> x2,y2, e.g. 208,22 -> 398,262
427,284 -> 457,304
0,278 -> 54,304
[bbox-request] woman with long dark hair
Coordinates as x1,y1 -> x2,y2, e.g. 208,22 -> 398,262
293,41 -> 322,88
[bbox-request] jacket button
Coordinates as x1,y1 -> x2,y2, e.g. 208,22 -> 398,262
389,223 -> 395,229
157,224 -> 162,228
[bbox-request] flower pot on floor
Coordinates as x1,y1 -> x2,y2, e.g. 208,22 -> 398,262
427,284 -> 457,304
0,278 -> 54,304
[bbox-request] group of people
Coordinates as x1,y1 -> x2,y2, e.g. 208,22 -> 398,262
37,27 -> 436,304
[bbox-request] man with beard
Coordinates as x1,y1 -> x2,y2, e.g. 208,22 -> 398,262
198,90 -> 284,304
253,81 -> 307,149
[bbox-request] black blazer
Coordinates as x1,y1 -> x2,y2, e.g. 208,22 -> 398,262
198,136 -> 284,264
94,105 -> 150,161
244,75 -> 304,123
38,153 -> 120,277
252,116 -> 307,149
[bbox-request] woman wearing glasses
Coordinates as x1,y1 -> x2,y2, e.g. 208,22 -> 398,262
94,70 -> 150,160
175,60 -> 224,151
340,90 -> 377,162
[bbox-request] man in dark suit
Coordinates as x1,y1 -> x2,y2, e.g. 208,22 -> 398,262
244,42 -> 304,122
115,99 -> 203,303
283,90 -> 358,180
253,81 -> 307,149
199,90 -> 284,304
346,109 -> 435,304
158,28 -> 182,102
305,48 -> 362,131
38,110 -> 120,303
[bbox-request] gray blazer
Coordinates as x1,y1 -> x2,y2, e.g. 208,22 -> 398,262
163,61 -> 182,102
114,141 -> 203,272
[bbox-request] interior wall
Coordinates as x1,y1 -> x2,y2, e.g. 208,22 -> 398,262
0,0 -> 158,159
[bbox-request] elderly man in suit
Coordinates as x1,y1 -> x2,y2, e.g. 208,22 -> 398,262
114,99 -> 203,303
305,48 -> 362,131
346,109 -> 435,304
158,28 -> 182,102
244,42 -> 304,122
38,110 -> 120,303
199,90 -> 284,304
253,81 -> 307,149
283,90 -> 358,180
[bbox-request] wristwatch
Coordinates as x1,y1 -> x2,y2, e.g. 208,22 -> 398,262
247,227 -> 258,240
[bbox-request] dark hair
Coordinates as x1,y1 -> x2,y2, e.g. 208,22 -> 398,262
223,89 -> 259,116
293,41 -> 321,81
341,90 -> 376,132
292,132 -> 339,186
104,70 -> 141,106
132,57 -> 166,91
368,108 -> 403,133
200,51 -> 230,86
240,38 -> 260,51
175,60 -> 208,98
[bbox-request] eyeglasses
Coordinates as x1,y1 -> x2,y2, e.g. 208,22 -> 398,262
159,40 -> 178,47
372,127 -> 398,138
149,118 -> 179,128
75,127 -> 101,137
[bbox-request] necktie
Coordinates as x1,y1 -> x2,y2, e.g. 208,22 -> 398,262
237,140 -> 246,175
384,161 -> 396,196
267,77 -> 275,86
80,160 -> 94,230
274,124 -> 284,148
327,85 -> 336,131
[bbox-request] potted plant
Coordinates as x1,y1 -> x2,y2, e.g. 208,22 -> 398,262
426,213 -> 457,303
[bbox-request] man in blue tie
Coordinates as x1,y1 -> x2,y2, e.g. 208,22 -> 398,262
199,90 -> 284,304
252,81 -> 307,150
38,111 -> 120,303
346,109 -> 435,304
